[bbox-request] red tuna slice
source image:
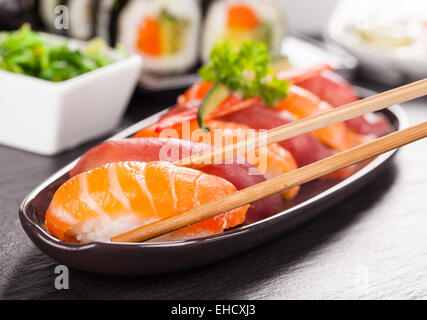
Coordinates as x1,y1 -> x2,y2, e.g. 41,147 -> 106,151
200,164 -> 282,224
220,105 -> 334,167
70,138 -> 283,223
298,71 -> 392,137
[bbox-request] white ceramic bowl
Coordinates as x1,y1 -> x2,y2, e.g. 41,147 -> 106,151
325,0 -> 427,85
0,37 -> 143,155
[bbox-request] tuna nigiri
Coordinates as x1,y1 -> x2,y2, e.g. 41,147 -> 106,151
152,64 -> 333,132
298,71 -> 392,137
220,105 -> 355,179
46,161 -> 248,243
274,85 -> 365,152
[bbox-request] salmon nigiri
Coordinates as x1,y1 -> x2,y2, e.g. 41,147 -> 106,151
298,71 -> 392,137
46,161 -> 248,243
71,138 -> 283,223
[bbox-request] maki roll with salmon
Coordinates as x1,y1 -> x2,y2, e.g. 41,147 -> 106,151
202,0 -> 286,63
117,0 -> 201,74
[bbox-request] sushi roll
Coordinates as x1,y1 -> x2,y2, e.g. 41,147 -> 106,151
96,0 -> 116,45
68,0 -> 99,40
39,0 -> 98,39
117,0 -> 201,74
96,0 -> 127,46
202,0 -> 286,63
38,0 -> 62,31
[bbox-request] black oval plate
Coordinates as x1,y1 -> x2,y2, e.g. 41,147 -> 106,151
19,87 -> 408,275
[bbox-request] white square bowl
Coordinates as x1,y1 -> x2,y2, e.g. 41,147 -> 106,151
0,44 -> 143,155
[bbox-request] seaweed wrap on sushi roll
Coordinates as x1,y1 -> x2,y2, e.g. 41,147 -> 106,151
117,0 -> 201,74
96,0 -> 128,46
202,0 -> 286,63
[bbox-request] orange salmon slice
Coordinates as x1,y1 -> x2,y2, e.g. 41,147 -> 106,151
45,161 -> 248,243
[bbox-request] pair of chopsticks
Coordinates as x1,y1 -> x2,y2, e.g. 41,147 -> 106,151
112,79 -> 427,243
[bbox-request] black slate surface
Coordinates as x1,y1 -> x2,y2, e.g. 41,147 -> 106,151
1,79 -> 426,300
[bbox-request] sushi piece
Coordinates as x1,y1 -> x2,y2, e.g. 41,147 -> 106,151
220,105 -> 355,179
202,0 -> 285,63
298,71 -> 359,108
193,120 -> 300,200
135,86 -> 356,179
46,161 -> 249,243
274,85 -> 365,152
150,65 -> 332,131
297,71 -> 392,137
220,105 -> 333,167
68,0 -> 98,40
39,0 -> 98,39
71,138 -> 284,225
117,0 -> 201,73
96,0 -> 128,46
134,120 -> 300,200
151,64 -> 335,131
39,0 -> 62,31
151,80 -> 333,168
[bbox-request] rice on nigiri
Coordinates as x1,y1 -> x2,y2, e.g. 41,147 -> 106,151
117,0 -> 201,74
202,0 -> 286,63
46,161 -> 248,243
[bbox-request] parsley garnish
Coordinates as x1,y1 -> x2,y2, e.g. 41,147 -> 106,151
199,40 -> 290,106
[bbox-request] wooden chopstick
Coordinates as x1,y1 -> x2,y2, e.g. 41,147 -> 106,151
111,121 -> 427,243
175,79 -> 427,168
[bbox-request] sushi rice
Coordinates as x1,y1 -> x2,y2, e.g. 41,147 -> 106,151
117,0 -> 201,74
202,0 -> 286,63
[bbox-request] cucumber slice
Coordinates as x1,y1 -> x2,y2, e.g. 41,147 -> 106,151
197,83 -> 231,131
270,55 -> 291,73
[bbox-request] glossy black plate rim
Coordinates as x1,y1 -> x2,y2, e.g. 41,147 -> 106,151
19,86 -> 409,274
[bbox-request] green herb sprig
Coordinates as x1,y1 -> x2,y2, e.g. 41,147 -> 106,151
199,40 -> 290,106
